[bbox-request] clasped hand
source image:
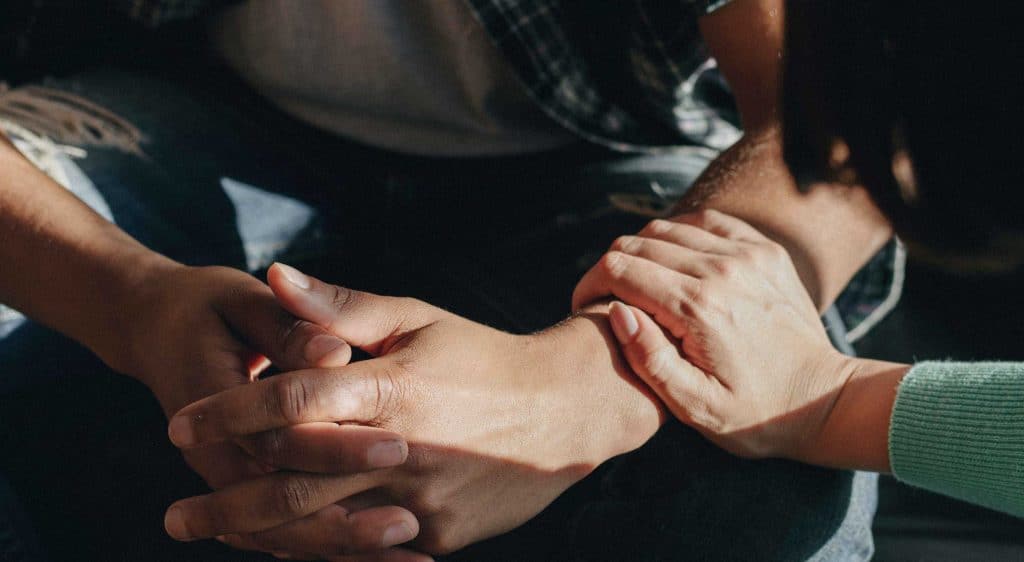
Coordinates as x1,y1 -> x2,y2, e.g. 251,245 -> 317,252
161,264 -> 661,560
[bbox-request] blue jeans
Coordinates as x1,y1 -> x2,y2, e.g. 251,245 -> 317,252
0,64 -> 876,561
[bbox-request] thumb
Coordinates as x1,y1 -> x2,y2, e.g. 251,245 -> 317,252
607,301 -> 717,428
267,263 -> 445,356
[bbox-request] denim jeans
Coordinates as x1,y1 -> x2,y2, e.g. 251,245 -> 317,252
0,64 -> 876,562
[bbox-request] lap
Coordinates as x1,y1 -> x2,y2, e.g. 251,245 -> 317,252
0,65 -> 875,561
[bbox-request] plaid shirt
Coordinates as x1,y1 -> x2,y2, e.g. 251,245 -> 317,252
0,0 -> 900,340
4,0 -> 740,152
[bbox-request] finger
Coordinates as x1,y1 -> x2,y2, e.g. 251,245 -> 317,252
237,422 -> 408,473
168,361 -> 396,448
228,504 -> 419,556
608,302 -> 720,428
572,254 -> 699,338
164,470 -> 381,541
637,218 -> 739,254
268,263 -> 446,356
671,209 -> 767,242
182,444 -> 270,490
216,283 -> 353,370
607,236 -> 717,277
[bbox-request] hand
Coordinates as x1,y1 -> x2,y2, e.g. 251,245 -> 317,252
162,264 -> 662,556
572,210 -> 854,462
102,263 -> 417,560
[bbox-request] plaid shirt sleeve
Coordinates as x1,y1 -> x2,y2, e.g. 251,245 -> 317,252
465,0 -> 741,152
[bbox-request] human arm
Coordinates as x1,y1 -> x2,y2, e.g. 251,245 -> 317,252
660,0 -> 893,311
0,137 -> 418,556
578,209 -> 1024,518
161,264 -> 664,556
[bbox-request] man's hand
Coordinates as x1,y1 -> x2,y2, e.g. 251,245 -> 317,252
161,264 -> 663,557
102,264 -> 418,559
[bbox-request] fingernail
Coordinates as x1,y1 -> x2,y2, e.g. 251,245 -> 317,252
381,521 -> 415,547
164,506 -> 191,541
276,263 -> 311,290
304,334 -> 348,365
609,301 -> 639,340
167,415 -> 195,448
367,439 -> 407,468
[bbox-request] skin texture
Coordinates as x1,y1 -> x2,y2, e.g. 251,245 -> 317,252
579,210 -> 910,472
163,264 -> 663,557
0,0 -> 897,558
0,139 -> 418,561
683,0 -> 893,312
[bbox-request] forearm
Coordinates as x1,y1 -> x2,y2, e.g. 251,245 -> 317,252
798,354 -> 910,472
672,128 -> 893,310
0,137 -> 177,368
529,303 -> 666,465
692,0 -> 892,311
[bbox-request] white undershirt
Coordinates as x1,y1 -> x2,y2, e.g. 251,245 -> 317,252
209,0 -> 575,156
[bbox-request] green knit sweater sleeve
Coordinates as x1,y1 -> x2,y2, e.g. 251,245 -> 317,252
889,361 -> 1024,516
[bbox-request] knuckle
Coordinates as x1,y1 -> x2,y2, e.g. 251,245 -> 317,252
598,251 -> 628,280
685,281 -> 710,311
610,235 -> 640,254
278,316 -> 307,355
273,476 -> 319,517
708,257 -> 736,277
329,284 -> 356,313
364,368 -> 401,423
690,398 -> 720,433
252,429 -> 287,463
402,445 -> 436,476
408,483 -> 447,516
274,376 -> 316,424
642,219 -> 673,236
638,346 -> 673,387
735,246 -> 758,265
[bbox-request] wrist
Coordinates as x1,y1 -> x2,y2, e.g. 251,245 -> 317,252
796,354 -> 910,471
525,305 -> 665,468
81,250 -> 183,376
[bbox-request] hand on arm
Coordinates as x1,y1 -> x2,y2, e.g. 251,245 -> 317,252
575,210 -> 910,471
163,264 -> 663,557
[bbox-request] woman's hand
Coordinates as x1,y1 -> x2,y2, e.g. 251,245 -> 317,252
572,210 -> 857,463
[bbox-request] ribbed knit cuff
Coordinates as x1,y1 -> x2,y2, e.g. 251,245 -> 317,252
890,361 -> 1024,517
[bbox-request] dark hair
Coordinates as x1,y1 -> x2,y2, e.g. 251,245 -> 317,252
782,1 -> 1024,271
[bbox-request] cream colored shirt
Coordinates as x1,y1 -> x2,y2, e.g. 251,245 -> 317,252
209,0 -> 575,156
